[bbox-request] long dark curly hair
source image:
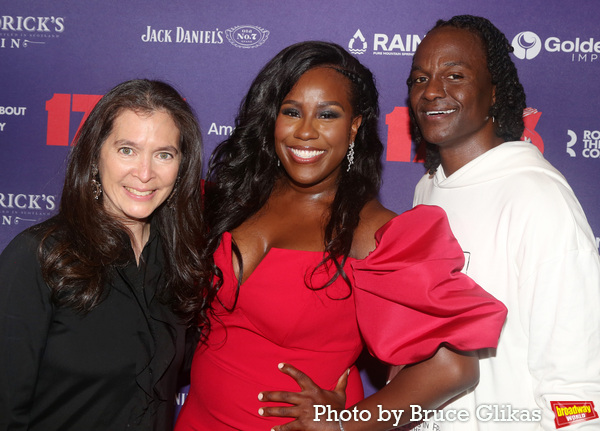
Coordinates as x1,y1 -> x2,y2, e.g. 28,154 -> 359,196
35,79 -> 209,327
204,41 -> 383,308
408,15 -> 527,174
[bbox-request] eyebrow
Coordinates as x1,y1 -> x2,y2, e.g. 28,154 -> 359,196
411,60 -> 470,72
111,139 -> 180,153
443,61 -> 469,67
280,99 -> 346,111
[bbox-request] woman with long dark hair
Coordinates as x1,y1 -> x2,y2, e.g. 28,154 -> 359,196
176,41 -> 507,431
0,79 -> 209,431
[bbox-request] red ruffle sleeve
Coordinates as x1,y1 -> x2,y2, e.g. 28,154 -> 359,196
351,205 -> 507,365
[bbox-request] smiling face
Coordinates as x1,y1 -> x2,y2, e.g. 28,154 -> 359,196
97,109 -> 181,230
409,27 -> 499,161
274,67 -> 362,191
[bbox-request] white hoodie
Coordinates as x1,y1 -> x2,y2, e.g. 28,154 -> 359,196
412,141 -> 600,430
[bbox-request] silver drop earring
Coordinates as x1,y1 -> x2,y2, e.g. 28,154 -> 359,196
346,141 -> 355,172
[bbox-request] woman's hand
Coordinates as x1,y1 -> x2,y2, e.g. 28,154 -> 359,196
258,363 -> 348,431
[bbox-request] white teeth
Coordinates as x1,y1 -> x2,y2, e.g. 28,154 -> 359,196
125,187 -> 153,196
426,109 -> 456,116
290,148 -> 325,159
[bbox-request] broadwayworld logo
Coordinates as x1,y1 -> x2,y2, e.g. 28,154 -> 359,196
551,401 -> 599,428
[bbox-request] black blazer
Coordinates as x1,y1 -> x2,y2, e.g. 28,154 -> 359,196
0,224 -> 194,431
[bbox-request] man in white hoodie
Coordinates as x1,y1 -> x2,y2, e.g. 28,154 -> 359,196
407,14 -> 600,431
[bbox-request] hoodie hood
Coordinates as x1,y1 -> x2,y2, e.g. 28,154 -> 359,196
433,141 -> 569,189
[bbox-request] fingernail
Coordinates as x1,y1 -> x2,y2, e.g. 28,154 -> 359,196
278,362 -> 284,369
258,392 -> 263,400
258,408 -> 264,416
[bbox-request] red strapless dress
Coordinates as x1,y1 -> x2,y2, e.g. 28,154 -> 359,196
175,205 -> 507,430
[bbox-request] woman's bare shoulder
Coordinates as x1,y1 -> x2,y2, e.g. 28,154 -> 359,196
351,199 -> 397,259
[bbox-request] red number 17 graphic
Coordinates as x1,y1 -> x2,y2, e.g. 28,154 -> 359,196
45,94 -> 102,146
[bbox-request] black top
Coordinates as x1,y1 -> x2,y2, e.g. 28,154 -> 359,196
0,222 -> 194,431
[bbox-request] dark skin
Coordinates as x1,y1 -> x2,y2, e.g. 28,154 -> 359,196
230,68 -> 371,281
260,350 -> 478,431
409,27 -> 504,176
231,67 -> 480,430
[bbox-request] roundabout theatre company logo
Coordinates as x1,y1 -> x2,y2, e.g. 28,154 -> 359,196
566,128 -> 600,159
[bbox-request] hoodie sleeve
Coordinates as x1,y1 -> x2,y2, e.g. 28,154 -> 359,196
516,180 -> 600,430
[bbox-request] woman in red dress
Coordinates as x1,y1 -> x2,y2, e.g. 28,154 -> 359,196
175,41 -> 507,431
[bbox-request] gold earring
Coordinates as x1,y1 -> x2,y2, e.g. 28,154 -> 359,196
91,165 -> 102,200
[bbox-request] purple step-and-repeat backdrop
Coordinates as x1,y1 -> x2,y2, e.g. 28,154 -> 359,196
2,0 -> 599,400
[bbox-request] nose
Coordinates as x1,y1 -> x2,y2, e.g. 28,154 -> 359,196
293,117 -> 319,141
133,156 -> 154,183
422,76 -> 445,100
